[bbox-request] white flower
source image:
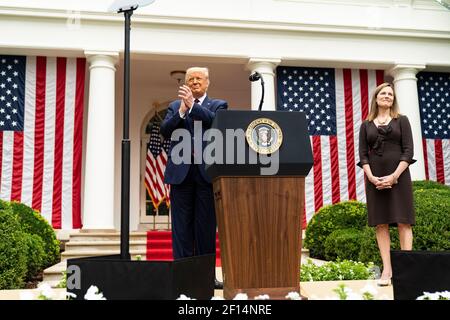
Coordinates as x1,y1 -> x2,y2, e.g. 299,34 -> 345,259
66,292 -> 77,299
343,286 -> 352,294
254,294 -> 270,300
233,293 -> 248,300
211,296 -> 225,300
286,292 -> 301,300
440,291 -> 450,299
177,294 -> 195,300
38,283 -> 55,300
360,283 -> 378,296
417,291 -> 450,300
346,292 -> 364,300
84,285 -> 106,300
19,291 -> 35,300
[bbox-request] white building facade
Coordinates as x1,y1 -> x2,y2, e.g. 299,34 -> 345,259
0,0 -> 449,233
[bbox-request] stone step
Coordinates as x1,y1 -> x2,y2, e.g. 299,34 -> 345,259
60,250 -> 146,261
65,240 -> 146,252
43,261 -> 67,283
39,280 -> 62,289
69,232 -> 147,242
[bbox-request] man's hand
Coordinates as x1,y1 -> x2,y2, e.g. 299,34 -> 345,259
179,100 -> 188,115
178,85 -> 194,109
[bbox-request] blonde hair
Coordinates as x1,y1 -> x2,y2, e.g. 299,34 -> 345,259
185,67 -> 209,82
367,82 -> 400,121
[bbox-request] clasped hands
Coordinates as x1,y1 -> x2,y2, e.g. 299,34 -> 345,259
369,174 -> 398,190
178,85 -> 194,114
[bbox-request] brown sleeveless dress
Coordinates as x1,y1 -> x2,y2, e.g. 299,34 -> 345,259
358,115 -> 416,227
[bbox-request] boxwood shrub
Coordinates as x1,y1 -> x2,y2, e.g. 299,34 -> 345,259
324,228 -> 364,261
412,180 -> 450,191
308,182 -> 449,267
0,200 -> 60,289
413,188 -> 450,251
0,202 -> 28,289
11,201 -> 60,267
304,201 -> 367,260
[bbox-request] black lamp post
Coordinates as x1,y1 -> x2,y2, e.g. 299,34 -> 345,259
109,0 -> 155,260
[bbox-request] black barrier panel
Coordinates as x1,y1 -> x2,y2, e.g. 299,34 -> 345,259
66,254 -> 215,300
391,250 -> 450,300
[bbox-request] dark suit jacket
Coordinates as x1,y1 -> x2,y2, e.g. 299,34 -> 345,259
160,96 -> 228,184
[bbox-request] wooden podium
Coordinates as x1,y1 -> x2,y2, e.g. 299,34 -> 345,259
206,110 -> 313,299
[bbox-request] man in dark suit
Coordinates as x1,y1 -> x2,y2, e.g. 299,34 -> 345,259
160,67 -> 227,289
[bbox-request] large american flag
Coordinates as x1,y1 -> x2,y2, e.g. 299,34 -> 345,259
277,66 -> 384,225
145,122 -> 171,208
0,55 -> 85,229
418,71 -> 450,186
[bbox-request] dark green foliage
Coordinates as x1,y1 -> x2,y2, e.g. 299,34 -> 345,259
306,182 -> 449,267
0,202 -> 28,289
0,199 -> 60,289
412,180 -> 450,192
324,228 -> 364,261
358,226 -> 400,266
10,201 -> 60,267
300,259 -> 376,281
23,233 -> 46,279
304,201 -> 367,259
413,189 -> 450,251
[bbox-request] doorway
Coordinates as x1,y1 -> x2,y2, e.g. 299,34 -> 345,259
140,103 -> 172,230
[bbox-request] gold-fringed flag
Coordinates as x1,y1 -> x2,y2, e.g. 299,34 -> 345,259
145,122 -> 171,208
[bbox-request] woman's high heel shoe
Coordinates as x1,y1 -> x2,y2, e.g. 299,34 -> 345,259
377,277 -> 392,287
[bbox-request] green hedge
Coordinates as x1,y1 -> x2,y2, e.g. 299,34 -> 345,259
11,202 -> 60,267
23,234 -> 46,279
413,189 -> 450,250
304,201 -> 367,260
412,180 -> 450,191
307,182 -> 450,267
0,202 -> 28,289
357,227 -> 400,265
0,200 -> 60,289
324,228 -> 364,261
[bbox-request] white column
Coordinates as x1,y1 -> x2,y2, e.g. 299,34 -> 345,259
83,51 -> 119,229
247,58 -> 281,111
388,64 -> 426,181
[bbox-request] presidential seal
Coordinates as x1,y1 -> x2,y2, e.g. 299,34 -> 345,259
246,118 -> 283,154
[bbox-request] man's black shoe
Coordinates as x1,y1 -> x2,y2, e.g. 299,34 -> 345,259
214,278 -> 223,289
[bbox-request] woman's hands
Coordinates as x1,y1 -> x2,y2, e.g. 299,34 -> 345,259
369,174 -> 398,190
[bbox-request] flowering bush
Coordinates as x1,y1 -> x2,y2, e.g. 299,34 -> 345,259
19,283 -> 106,300
331,283 -> 377,300
416,291 -> 450,300
84,285 -> 106,300
300,259 -> 376,282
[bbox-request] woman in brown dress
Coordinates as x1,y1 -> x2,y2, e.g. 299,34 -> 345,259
358,82 -> 416,286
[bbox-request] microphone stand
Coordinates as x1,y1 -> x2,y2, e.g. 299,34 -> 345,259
119,7 -> 135,260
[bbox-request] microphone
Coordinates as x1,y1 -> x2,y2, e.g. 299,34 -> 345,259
248,72 -> 265,111
249,72 -> 261,82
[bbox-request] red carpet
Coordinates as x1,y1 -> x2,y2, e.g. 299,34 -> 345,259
146,231 -> 221,267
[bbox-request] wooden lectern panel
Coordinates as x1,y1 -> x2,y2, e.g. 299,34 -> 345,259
213,176 -> 305,299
